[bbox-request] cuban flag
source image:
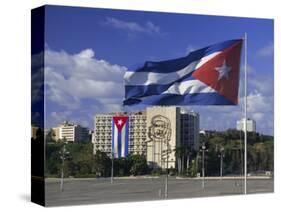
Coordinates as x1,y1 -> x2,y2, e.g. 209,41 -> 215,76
112,116 -> 129,158
123,39 -> 243,106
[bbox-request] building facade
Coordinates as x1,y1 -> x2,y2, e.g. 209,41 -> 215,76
53,121 -> 90,143
128,112 -> 147,155
180,109 -> 200,151
236,118 -> 256,132
93,112 -> 147,157
92,107 -> 199,170
93,114 -> 114,156
146,107 -> 199,169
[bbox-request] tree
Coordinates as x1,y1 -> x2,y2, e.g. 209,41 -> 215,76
127,154 -> 149,176
174,146 -> 184,174
46,128 -> 56,143
114,157 -> 129,176
92,150 -> 111,177
45,143 -> 63,177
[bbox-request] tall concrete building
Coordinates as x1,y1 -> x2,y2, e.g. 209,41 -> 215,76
52,127 -> 60,141
53,121 -> 90,143
92,107 -> 199,170
146,107 -> 199,169
93,114 -> 114,156
128,111 -> 147,155
180,109 -> 200,151
93,112 -> 147,157
236,118 -> 256,132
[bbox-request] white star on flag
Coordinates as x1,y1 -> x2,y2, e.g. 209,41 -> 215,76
117,119 -> 123,126
215,59 -> 232,81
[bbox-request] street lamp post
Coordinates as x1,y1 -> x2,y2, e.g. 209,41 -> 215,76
60,140 -> 69,192
160,137 -> 171,199
200,142 -> 208,189
219,147 -> 225,180
60,154 -> 64,192
163,138 -> 169,199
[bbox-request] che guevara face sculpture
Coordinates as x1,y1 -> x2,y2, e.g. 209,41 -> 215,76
148,115 -> 171,143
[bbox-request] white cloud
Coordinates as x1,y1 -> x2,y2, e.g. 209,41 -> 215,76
257,42 -> 274,57
45,48 -> 127,108
41,46 -> 273,134
50,111 -> 72,124
248,75 -> 273,96
251,112 -> 264,122
183,88 -> 273,135
247,91 -> 273,113
77,49 -> 95,58
103,17 -> 160,34
43,47 -> 128,128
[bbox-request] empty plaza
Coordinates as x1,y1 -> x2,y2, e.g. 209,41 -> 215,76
45,177 -> 273,206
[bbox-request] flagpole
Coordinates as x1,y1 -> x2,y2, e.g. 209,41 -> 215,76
111,152 -> 114,184
244,32 -> 248,195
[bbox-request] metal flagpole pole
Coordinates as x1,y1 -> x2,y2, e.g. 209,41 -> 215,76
111,152 -> 114,184
165,139 -> 168,199
244,32 -> 248,194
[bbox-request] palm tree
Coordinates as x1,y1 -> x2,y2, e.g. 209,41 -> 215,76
184,147 -> 191,173
174,146 -> 184,173
174,146 -> 191,174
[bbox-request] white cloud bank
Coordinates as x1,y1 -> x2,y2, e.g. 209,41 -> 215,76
43,47 -> 273,135
44,48 -> 127,127
45,48 -> 127,108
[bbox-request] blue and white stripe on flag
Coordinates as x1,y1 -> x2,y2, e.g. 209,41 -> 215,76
112,116 -> 129,158
123,39 -> 243,106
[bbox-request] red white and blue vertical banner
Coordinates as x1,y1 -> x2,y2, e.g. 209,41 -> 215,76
112,116 -> 129,158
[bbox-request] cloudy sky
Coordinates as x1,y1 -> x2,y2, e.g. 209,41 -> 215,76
42,5 -> 274,135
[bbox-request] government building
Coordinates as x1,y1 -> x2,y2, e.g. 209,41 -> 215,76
146,107 -> 199,169
93,111 -> 147,156
92,106 -> 199,169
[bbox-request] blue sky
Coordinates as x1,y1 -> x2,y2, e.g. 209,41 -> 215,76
42,5 -> 274,135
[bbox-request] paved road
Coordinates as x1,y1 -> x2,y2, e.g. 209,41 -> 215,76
45,177 -> 274,206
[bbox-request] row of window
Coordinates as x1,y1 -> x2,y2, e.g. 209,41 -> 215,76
95,135 -> 112,138
95,126 -> 111,128
130,133 -> 146,137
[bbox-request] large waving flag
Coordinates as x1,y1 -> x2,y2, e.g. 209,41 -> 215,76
112,116 -> 129,158
123,39 -> 243,106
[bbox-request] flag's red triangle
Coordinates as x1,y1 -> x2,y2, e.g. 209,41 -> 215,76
113,116 -> 128,132
192,41 -> 243,104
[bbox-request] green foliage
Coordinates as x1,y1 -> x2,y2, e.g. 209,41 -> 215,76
127,154 -> 149,176
112,154 -> 149,176
92,151 -> 111,177
45,143 -> 63,177
198,129 -> 274,176
46,143 -> 94,178
150,168 -> 163,176
46,143 -> 149,178
189,159 -> 198,177
45,129 -> 273,178
46,128 -> 56,143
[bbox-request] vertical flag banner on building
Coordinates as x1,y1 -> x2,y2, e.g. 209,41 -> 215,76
112,116 -> 129,158
124,39 -> 243,106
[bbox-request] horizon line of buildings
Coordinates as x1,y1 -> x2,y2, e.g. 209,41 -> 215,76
32,116 -> 257,143
32,107 -> 257,169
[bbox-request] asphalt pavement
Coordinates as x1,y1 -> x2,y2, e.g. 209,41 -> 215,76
45,177 -> 274,206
